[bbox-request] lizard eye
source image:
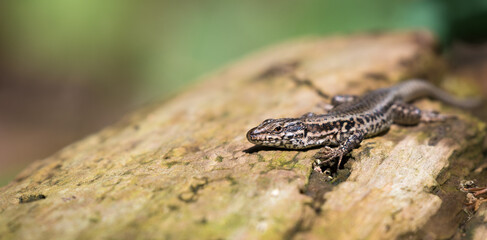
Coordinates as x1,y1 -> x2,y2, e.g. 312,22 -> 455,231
274,126 -> 282,132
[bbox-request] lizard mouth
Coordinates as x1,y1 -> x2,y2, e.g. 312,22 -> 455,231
247,127 -> 285,147
246,127 -> 259,144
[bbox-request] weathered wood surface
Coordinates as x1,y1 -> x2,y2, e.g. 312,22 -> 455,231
0,31 -> 485,240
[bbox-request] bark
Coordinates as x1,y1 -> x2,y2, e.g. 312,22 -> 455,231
0,31 -> 485,240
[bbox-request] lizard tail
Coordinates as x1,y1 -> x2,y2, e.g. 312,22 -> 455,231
396,79 -> 482,109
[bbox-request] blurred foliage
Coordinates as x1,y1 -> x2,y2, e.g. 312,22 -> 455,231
1,0 -> 487,101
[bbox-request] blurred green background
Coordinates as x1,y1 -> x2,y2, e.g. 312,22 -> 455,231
1,0 -> 487,186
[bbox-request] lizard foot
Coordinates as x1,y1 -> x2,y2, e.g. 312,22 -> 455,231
314,146 -> 345,169
463,187 -> 487,197
421,110 -> 454,122
461,182 -> 487,212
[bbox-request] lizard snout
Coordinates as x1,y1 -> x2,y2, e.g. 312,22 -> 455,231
246,127 -> 258,143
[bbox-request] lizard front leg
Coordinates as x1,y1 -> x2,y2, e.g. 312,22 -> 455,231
316,94 -> 359,114
314,131 -> 364,169
331,94 -> 359,106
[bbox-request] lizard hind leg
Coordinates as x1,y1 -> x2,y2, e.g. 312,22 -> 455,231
391,103 -> 422,125
392,103 -> 450,125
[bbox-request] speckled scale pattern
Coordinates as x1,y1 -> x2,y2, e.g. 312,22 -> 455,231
247,79 -> 477,165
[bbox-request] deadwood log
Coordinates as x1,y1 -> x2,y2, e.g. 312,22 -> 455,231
1,31 -> 486,240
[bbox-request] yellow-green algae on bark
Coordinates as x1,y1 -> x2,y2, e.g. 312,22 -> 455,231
0,31 -> 484,240
297,114 -> 485,240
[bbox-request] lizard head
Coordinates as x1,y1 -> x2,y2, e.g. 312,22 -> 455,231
246,118 -> 307,149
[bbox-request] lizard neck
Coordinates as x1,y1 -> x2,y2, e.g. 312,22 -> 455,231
303,118 -> 341,147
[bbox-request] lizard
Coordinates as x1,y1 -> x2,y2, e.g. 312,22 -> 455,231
246,79 -> 480,170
